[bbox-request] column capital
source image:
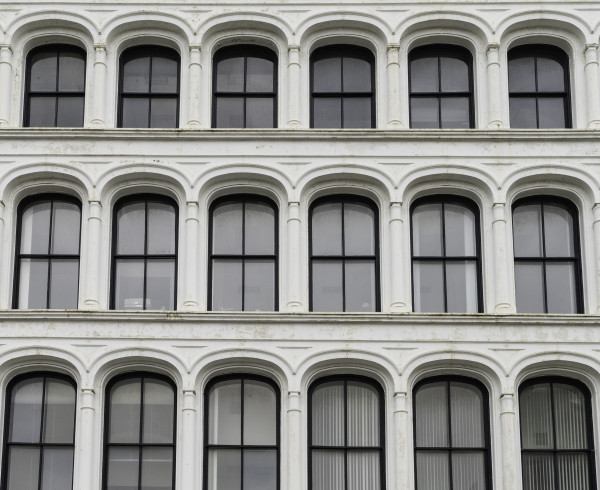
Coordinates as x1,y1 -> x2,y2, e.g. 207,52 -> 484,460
80,388 -> 96,409
0,45 -> 13,64
500,393 -> 515,414
593,203 -> 600,221
585,44 -> 599,64
394,392 -> 408,412
189,43 -> 202,52
94,43 -> 107,51
487,42 -> 500,53
288,391 -> 301,411
492,202 -> 507,222
288,44 -> 300,52
585,43 -> 599,52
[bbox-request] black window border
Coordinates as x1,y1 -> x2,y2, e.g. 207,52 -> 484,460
512,195 -> 584,314
409,195 -> 484,313
212,44 -> 278,128
508,44 -> 572,129
102,371 -> 177,490
412,375 -> 493,490
310,44 -> 376,129
308,195 -> 381,312
207,194 -> 279,311
117,45 -> 181,129
24,44 -> 87,128
518,376 -> 596,490
110,194 -> 179,310
1,371 -> 77,490
408,44 -> 475,129
202,373 -> 281,490
307,374 -> 386,490
13,193 -> 82,309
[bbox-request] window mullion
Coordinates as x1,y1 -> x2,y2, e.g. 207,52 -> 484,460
138,377 -> 145,490
36,377 -> 47,490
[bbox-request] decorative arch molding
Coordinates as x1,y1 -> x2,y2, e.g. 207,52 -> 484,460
6,11 -> 98,45
296,12 -> 392,44
101,11 -> 194,45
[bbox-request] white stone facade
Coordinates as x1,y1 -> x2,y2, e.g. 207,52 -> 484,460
0,1 -> 600,490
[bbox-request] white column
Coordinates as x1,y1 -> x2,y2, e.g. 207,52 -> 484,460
0,45 -> 13,126
500,394 -> 518,490
187,45 -> 202,127
84,201 -> 102,309
387,44 -> 402,129
287,392 -> 302,490
584,44 -> 600,129
493,203 -> 513,313
91,44 -> 107,127
592,204 -> 600,312
181,390 -> 196,490
287,45 -> 301,128
183,202 -> 199,309
394,392 -> 410,490
77,389 -> 96,490
390,202 -> 408,312
286,202 -> 302,311
486,43 -> 504,129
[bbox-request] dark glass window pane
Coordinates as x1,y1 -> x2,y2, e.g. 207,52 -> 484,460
312,202 -> 342,255
21,201 -> 51,254
28,97 -> 56,127
107,447 -> 139,490
246,57 -> 274,92
208,449 -> 241,490
151,57 -> 178,94
18,259 -> 49,309
555,454 -> 589,490
243,381 -> 277,445
417,451 -> 450,490
9,378 -> 43,443
245,202 -> 275,254
546,262 -> 577,314
146,259 -> 175,310
49,259 -> 79,309
311,382 -> 344,446
244,260 -> 275,311
510,97 -> 538,129
41,448 -> 74,490
440,56 -> 469,92
143,379 -> 175,444
440,97 -> 470,128
513,204 -> 543,257
147,202 -> 176,254
347,452 -> 381,490
410,56 -> 438,93
121,98 -> 150,128
444,204 -> 476,256
446,261 -> 478,313
312,260 -> 343,312
141,447 -> 173,490
244,450 -> 277,490
344,203 -> 375,255
514,262 -> 545,313
7,447 -> 40,490
508,57 -> 536,93
413,261 -> 444,312
344,261 -> 376,312
216,97 -> 244,128
115,259 -> 145,310
343,97 -> 372,128
537,98 -> 566,129
51,202 -> 80,254
246,97 -> 274,128
150,98 -> 177,128
544,204 -> 574,257
208,380 -> 242,445
313,57 -> 341,92
411,98 -> 439,128
537,57 -> 565,92
56,97 -> 84,127
212,259 -> 243,311
123,56 -> 150,93
312,450 -> 345,490
451,452 -> 485,490
520,383 -> 553,449
313,98 -> 342,128
30,52 -> 57,92
58,52 -> 85,92
212,202 -> 243,254
415,381 -> 448,447
347,381 -> 380,446
43,378 -> 76,443
553,383 -> 588,449
117,202 -> 145,254
343,57 -> 371,92
412,203 -> 443,256
109,378 -> 141,444
450,382 -> 484,447
522,453 -> 554,490
217,57 -> 245,92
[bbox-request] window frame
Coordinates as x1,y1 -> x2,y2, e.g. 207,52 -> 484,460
508,44 -> 572,129
202,373 -> 281,490
307,375 -> 386,490
211,44 -> 278,128
511,196 -> 583,313
207,194 -> 279,311
110,194 -> 179,310
23,44 -> 87,128
408,44 -> 475,129
117,45 -> 181,128
310,44 -> 376,129
13,193 -> 82,309
1,372 -> 77,490
308,195 -> 381,312
412,375 -> 493,490
409,195 -> 483,313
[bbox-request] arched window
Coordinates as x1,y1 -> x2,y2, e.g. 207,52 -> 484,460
309,196 -> 379,312
209,196 -> 278,311
14,195 -> 81,309
512,197 -> 582,313
310,45 -> 375,128
508,45 -> 571,128
103,373 -> 176,490
409,44 -> 474,128
1,373 -> 76,490
204,375 -> 280,490
118,46 -> 180,128
519,378 -> 595,490
212,45 -> 278,128
309,376 -> 385,490
413,377 -> 491,490
24,45 -> 86,127
411,197 -> 482,313
111,195 -> 178,310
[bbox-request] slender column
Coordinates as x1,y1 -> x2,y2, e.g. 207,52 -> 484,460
77,389 -> 96,490
187,45 -> 202,127
181,390 -> 197,490
500,394 -> 518,490
84,201 -> 102,309
592,204 -> 600,312
394,392 -> 410,490
390,202 -> 408,312
287,45 -> 301,128
387,44 -> 402,128
486,43 -> 504,129
584,44 -> 600,129
493,203 -> 513,313
286,202 -> 302,311
0,45 -> 13,126
183,202 -> 200,309
91,44 -> 107,127
287,392 -> 302,490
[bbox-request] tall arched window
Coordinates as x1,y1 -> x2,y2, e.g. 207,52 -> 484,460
209,196 -> 278,311
310,45 -> 375,128
204,375 -> 280,490
111,195 -> 178,310
512,197 -> 582,313
103,373 -> 176,490
14,195 -> 81,309
24,45 -> 86,127
1,373 -> 77,490
519,378 -> 595,490
414,377 -> 492,490
118,46 -> 180,128
213,45 -> 278,128
411,197 -> 482,313
309,376 -> 385,490
409,44 -> 474,128
309,196 -> 379,312
508,45 -> 571,128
